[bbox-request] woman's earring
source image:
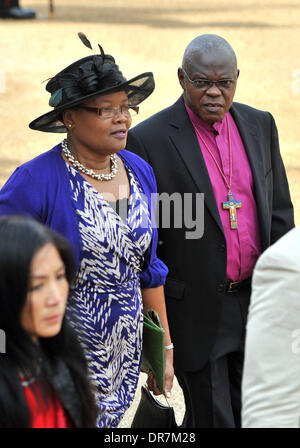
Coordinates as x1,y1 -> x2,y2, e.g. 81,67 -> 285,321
68,123 -> 73,129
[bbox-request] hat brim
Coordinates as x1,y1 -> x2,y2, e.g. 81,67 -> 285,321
29,72 -> 154,133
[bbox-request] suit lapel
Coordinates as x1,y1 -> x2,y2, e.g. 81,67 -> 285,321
168,97 -> 224,235
230,104 -> 269,248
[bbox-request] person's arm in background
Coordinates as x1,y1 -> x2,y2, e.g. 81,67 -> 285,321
242,227 -> 300,427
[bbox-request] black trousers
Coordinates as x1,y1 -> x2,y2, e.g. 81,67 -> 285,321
175,286 -> 251,428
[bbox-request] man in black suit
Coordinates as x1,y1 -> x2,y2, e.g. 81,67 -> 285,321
126,34 -> 294,427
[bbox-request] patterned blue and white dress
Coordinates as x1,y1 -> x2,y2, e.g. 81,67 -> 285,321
65,161 -> 153,428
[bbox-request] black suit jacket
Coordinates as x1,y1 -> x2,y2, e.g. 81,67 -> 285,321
127,96 -> 294,371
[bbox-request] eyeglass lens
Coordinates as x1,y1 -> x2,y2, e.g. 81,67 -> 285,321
101,106 -> 138,118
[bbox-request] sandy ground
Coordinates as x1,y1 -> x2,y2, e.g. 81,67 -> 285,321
1,0 -> 300,427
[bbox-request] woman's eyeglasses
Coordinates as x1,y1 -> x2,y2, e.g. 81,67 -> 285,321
78,105 -> 139,119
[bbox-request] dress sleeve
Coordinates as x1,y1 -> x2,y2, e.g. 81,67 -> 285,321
139,255 -> 168,289
0,166 -> 42,219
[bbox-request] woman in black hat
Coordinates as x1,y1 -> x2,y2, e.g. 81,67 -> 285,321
0,34 -> 174,428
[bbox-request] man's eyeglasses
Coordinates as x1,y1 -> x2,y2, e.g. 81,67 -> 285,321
180,67 -> 237,91
78,105 -> 139,119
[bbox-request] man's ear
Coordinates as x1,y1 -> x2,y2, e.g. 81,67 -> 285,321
178,67 -> 185,90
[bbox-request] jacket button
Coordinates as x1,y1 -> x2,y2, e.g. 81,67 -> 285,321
217,282 -> 225,293
218,244 -> 226,252
158,240 -> 164,246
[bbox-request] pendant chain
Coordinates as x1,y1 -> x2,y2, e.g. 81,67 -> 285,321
194,115 -> 232,194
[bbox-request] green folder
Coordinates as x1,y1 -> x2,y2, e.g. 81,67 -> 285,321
141,309 -> 166,394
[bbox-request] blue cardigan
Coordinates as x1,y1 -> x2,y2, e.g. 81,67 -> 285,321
0,144 -> 168,288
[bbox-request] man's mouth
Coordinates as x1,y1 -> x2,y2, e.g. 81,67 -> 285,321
203,103 -> 223,112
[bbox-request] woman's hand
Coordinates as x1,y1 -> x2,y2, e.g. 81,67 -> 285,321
142,286 -> 174,397
147,349 -> 174,398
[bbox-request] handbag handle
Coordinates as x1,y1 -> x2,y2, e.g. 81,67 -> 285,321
144,384 -> 172,408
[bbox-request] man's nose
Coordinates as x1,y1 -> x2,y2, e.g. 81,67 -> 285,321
206,83 -> 222,95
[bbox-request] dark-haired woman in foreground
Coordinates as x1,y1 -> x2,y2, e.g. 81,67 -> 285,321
0,216 -> 97,428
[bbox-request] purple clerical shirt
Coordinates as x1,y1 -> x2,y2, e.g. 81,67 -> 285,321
186,104 -> 261,281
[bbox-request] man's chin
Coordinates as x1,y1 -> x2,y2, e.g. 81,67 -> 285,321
198,107 -> 226,124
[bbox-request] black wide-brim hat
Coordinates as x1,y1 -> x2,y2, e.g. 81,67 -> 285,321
29,33 -> 155,133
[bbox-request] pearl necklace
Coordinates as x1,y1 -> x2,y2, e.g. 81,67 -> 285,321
61,139 -> 118,181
